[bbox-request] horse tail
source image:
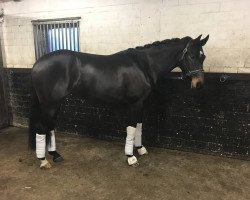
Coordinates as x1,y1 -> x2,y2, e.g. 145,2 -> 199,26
28,84 -> 41,151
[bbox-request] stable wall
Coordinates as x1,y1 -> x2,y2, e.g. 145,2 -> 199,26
0,1 -> 249,159
0,0 -> 250,73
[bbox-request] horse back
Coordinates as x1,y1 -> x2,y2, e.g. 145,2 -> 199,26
32,50 -> 152,106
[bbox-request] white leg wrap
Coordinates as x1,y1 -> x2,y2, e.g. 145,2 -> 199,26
36,133 -> 46,159
134,123 -> 142,147
125,126 -> 136,155
47,130 -> 56,152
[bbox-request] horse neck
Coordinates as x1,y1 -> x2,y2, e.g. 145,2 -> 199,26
146,44 -> 184,79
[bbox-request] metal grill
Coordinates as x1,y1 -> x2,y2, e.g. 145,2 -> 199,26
32,17 -> 81,60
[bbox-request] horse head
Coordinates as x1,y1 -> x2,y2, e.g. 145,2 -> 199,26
179,35 -> 209,89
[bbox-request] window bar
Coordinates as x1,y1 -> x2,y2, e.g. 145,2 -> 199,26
46,23 -> 49,53
50,24 -> 53,51
68,22 -> 71,50
33,25 -> 39,59
61,23 -> 64,49
70,22 -> 73,51
77,22 -> 80,51
37,24 -> 42,58
49,24 -> 53,52
52,23 -> 56,51
57,23 -> 60,50
71,21 -> 75,51
72,21 -> 76,51
65,23 -> 68,50
55,23 -> 59,50
59,23 -> 62,49
42,24 -> 46,55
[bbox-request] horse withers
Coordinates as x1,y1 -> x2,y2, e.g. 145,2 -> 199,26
28,35 -> 209,168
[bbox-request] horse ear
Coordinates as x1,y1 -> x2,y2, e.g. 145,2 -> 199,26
200,35 -> 209,46
193,35 -> 202,45
196,34 -> 202,41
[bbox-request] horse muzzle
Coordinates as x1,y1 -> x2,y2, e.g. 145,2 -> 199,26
191,72 -> 204,89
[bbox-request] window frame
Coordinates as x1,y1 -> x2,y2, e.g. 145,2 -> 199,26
31,17 -> 81,60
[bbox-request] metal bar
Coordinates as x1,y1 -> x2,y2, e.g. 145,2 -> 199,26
33,25 -> 39,60
49,24 -> 53,52
57,23 -> 60,50
42,24 -> 46,55
37,24 -> 41,58
77,22 -> 80,51
52,23 -> 56,51
55,23 -> 58,50
58,23 -> 61,49
72,22 -> 76,51
46,23 -> 49,52
68,22 -> 71,50
65,23 -> 68,50
61,23 -> 64,49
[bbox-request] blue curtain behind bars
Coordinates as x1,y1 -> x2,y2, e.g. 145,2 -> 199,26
47,27 -> 79,52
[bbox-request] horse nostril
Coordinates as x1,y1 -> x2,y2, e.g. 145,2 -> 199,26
196,82 -> 202,88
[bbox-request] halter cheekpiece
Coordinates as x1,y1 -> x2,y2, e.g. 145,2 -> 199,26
180,43 -> 204,76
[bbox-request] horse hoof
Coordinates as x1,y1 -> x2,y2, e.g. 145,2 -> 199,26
53,156 -> 64,163
127,156 -> 139,166
40,159 -> 52,169
49,151 -> 64,162
137,146 -> 148,156
132,162 -> 139,167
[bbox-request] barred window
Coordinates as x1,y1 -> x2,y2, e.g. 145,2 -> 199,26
32,17 -> 81,60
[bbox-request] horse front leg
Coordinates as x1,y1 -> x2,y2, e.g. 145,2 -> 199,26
125,125 -> 139,166
134,123 -> 148,155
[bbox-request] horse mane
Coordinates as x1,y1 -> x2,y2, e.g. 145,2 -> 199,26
128,36 -> 191,51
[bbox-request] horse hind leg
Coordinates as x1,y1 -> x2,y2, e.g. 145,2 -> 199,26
47,130 -> 64,162
37,104 -> 62,169
125,103 -> 145,167
46,104 -> 64,163
130,104 -> 148,156
134,123 -> 148,156
36,133 -> 52,169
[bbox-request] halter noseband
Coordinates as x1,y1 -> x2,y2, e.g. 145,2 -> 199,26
180,42 -> 204,76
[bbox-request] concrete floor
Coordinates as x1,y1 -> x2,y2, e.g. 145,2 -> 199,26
0,127 -> 249,200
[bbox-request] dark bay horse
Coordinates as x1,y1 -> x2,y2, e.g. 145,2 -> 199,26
29,35 -> 209,168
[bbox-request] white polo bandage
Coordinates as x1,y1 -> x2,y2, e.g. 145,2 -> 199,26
125,126 -> 136,155
47,130 -> 56,152
134,123 -> 142,147
36,133 -> 46,158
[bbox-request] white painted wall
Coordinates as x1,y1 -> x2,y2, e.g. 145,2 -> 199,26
0,0 -> 249,73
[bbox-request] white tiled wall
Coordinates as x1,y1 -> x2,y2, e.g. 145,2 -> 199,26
0,0 -> 249,73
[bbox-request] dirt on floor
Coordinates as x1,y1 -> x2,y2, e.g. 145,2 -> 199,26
0,127 -> 249,200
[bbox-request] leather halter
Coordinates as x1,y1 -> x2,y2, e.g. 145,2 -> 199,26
180,43 -> 204,76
